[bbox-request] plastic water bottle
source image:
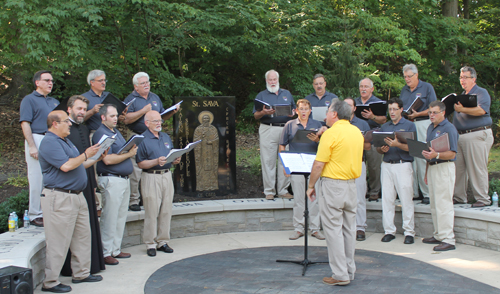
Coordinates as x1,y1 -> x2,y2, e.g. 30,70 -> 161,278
23,210 -> 30,229
492,192 -> 498,207
12,212 -> 19,230
8,213 -> 15,232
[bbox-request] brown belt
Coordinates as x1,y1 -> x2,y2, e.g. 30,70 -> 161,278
458,125 -> 491,135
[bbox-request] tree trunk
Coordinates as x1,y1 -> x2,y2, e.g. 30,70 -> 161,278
442,0 -> 458,74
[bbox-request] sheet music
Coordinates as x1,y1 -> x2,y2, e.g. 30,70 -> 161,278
89,134 -> 116,161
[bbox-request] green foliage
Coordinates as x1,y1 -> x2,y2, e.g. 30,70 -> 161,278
0,190 -> 29,233
489,179 -> 500,197
236,146 -> 261,176
488,147 -> 500,174
2,174 -> 29,188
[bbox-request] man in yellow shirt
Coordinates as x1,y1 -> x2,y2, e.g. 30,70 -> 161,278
307,98 -> 364,286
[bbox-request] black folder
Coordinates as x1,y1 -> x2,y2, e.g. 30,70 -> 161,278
355,101 -> 388,120
441,94 -> 477,116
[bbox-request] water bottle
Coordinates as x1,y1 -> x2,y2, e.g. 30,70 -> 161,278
492,192 -> 498,207
12,212 -> 19,230
8,213 -> 15,232
23,210 -> 30,229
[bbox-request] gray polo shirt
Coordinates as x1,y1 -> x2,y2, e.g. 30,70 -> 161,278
124,90 -> 165,134
93,124 -> 134,176
19,90 -> 60,134
379,117 -> 416,162
279,118 -> 322,153
452,85 -> 492,131
39,131 -> 87,191
253,88 -> 296,124
136,128 -> 174,170
399,80 -> 437,115
81,89 -> 109,131
426,118 -> 458,163
354,95 -> 383,129
304,91 -> 338,107
350,116 -> 370,133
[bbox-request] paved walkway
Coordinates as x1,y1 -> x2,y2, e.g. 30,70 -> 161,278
35,232 -> 500,293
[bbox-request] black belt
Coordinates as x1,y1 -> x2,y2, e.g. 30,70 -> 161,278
458,125 -> 491,135
98,173 -> 129,179
415,116 -> 429,121
386,160 -> 412,164
33,132 -> 46,135
429,160 -> 451,166
145,169 -> 170,174
261,122 -> 286,127
45,187 -> 82,195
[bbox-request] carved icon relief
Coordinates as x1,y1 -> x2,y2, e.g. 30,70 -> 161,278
193,111 -> 219,191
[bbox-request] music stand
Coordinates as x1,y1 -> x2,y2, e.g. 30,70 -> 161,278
275,167 -> 328,275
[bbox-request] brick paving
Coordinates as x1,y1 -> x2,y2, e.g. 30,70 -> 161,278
145,246 -> 499,293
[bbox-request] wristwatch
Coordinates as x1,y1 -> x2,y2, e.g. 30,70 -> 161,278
436,152 -> 440,160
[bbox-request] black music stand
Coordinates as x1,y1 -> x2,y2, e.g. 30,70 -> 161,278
276,171 -> 328,276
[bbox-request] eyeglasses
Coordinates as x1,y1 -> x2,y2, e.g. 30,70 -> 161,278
459,76 -> 473,80
403,73 -> 416,79
388,108 -> 400,112
429,111 -> 443,115
148,119 -> 164,124
139,81 -> 150,86
41,79 -> 54,84
359,85 -> 371,89
56,119 -> 71,124
93,79 -> 107,83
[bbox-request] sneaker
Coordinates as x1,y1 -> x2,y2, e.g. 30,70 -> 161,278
323,277 -> 350,286
311,231 -> 325,240
129,204 -> 141,211
289,231 -> 304,240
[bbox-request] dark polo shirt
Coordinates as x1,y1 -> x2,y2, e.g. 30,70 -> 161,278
253,88 -> 296,124
81,89 -> 109,131
19,91 -> 60,134
355,95 -> 384,129
39,131 -> 87,191
93,124 -> 134,176
427,118 -> 458,163
304,91 -> 338,107
136,128 -> 173,170
399,80 -> 437,116
379,117 -> 416,162
453,85 -> 492,131
124,90 -> 165,134
350,116 -> 370,133
279,118 -> 322,153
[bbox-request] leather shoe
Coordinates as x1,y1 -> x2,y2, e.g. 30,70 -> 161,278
289,231 -> 304,240
113,252 -> 131,258
311,231 -> 325,240
30,217 -> 44,227
453,199 -> 466,205
404,236 -> 414,244
157,244 -> 173,253
72,274 -> 103,283
147,248 -> 156,257
422,237 -> 441,244
471,202 -> 486,208
103,256 -> 119,265
356,230 -> 365,241
265,194 -> 275,200
322,277 -> 350,286
421,197 -> 430,204
433,242 -> 456,251
41,283 -> 71,293
129,204 -> 141,211
278,193 -> 293,199
381,234 -> 395,242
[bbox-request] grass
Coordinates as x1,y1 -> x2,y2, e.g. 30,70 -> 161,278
236,146 -> 261,176
488,146 -> 500,173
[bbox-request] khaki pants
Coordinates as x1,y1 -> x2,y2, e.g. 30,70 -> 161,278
290,175 -> 320,233
428,162 -> 455,245
365,147 -> 383,194
319,177 -> 357,281
98,176 -> 130,257
25,134 -> 44,221
355,162 -> 367,231
128,130 -> 142,206
454,129 -> 493,205
141,171 -> 174,249
413,119 -> 431,198
381,162 -> 415,236
259,123 -> 290,196
41,189 -> 91,288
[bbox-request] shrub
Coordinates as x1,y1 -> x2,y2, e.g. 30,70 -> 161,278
0,190 -> 29,233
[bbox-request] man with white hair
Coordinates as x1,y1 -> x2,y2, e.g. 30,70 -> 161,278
399,64 -> 437,204
253,70 -> 296,200
124,72 -> 178,211
82,70 -> 110,132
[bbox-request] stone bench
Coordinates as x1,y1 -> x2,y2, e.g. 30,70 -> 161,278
2,198 -> 500,287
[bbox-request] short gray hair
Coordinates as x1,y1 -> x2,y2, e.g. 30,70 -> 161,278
87,70 -> 105,85
328,98 -> 352,120
313,74 -> 325,82
133,72 -> 150,85
265,70 -> 279,80
460,66 -> 477,79
402,64 -> 418,75
358,78 -> 373,88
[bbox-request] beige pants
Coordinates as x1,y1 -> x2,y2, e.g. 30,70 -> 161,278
41,189 -> 91,288
319,177 -> 357,281
259,123 -> 290,196
290,175 -> 320,233
355,162 -> 367,231
454,129 -> 493,205
365,147 -> 383,194
428,162 -> 455,245
141,171 -> 174,249
25,134 -> 44,221
413,119 -> 431,198
381,162 -> 415,236
128,130 -> 142,206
